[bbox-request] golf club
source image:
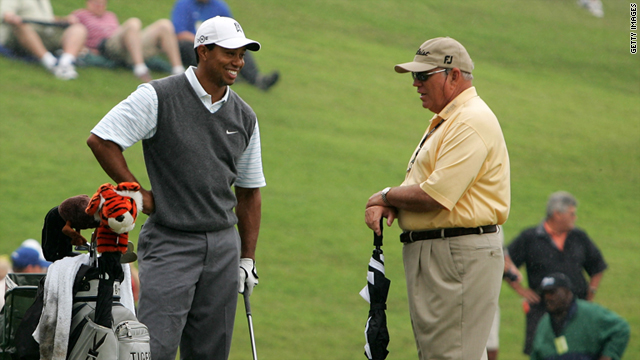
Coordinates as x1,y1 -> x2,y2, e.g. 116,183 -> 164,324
243,287 -> 258,360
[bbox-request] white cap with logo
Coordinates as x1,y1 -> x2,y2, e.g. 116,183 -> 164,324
193,16 -> 261,51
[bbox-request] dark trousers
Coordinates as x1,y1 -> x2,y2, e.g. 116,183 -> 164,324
524,301 -> 546,355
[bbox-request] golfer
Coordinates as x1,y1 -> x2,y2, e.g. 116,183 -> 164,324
87,16 -> 265,360
365,37 -> 510,360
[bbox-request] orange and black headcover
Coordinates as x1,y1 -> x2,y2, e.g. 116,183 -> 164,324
86,182 -> 143,254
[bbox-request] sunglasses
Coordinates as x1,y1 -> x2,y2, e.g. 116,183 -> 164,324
411,68 -> 447,82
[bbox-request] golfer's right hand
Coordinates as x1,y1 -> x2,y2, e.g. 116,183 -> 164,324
140,188 -> 155,215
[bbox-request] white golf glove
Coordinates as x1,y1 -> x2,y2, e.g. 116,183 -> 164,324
239,258 -> 259,296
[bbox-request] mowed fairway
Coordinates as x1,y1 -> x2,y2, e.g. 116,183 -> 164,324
0,0 -> 637,359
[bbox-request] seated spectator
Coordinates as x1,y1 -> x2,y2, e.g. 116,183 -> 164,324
10,244 -> 51,274
73,0 -> 184,82
0,0 -> 87,79
171,0 -> 279,90
530,273 -> 629,360
0,255 -> 11,308
20,238 -> 47,259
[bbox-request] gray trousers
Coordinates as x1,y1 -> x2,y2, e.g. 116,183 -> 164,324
137,220 -> 240,360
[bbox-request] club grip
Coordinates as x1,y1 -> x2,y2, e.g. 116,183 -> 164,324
243,288 -> 252,315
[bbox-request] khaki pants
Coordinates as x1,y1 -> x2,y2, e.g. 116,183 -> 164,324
403,232 -> 504,360
5,24 -> 64,54
101,25 -> 160,64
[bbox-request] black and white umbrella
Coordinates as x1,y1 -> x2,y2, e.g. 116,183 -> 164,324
360,224 -> 391,360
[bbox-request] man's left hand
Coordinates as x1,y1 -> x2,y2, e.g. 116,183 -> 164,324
239,258 -> 259,296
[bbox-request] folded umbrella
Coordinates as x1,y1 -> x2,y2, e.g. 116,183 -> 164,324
360,221 -> 391,360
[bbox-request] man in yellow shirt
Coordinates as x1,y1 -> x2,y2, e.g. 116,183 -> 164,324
365,37 -> 510,360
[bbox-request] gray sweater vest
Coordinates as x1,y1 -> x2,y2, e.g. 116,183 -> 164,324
145,74 -> 256,232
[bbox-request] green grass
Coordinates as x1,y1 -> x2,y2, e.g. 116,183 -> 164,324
1,0 -> 638,359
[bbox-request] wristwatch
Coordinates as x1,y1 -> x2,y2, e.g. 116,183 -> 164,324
381,187 -> 392,206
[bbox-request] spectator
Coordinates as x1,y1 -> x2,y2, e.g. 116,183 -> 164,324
0,0 -> 87,79
20,238 -> 47,260
0,255 -> 11,308
10,244 -> 51,273
364,37 -> 510,360
530,273 -> 629,360
578,0 -> 604,18
171,0 -> 279,90
507,191 -> 608,355
73,0 -> 184,82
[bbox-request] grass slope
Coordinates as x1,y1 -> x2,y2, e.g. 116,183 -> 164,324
0,0 -> 637,359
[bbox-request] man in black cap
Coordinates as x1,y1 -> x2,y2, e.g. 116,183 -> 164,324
530,273 -> 629,360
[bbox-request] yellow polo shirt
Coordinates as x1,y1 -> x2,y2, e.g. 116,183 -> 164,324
398,87 -> 510,231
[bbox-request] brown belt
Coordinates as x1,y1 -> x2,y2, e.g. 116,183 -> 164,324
400,225 -> 498,243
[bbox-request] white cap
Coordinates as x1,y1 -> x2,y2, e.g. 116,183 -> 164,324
194,16 -> 261,51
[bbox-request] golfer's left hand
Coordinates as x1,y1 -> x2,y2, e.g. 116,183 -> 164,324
239,258 -> 259,295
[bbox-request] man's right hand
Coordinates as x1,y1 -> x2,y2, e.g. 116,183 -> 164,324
140,188 -> 155,215
365,205 -> 396,236
512,283 -> 541,304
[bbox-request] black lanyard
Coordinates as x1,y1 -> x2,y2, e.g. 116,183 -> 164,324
406,118 -> 446,173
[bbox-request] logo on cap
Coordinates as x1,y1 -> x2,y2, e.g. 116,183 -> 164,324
541,277 -> 555,287
197,35 -> 208,44
444,55 -> 453,64
234,22 -> 242,33
416,49 -> 431,56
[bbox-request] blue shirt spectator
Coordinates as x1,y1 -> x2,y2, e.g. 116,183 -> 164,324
170,0 -> 279,90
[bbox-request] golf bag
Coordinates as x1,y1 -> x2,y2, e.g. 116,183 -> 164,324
66,264 -> 150,360
13,260 -> 150,360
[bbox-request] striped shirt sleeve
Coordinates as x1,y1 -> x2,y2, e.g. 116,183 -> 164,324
235,121 -> 266,188
90,84 -> 159,150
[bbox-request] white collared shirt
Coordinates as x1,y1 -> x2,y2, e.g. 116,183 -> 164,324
91,66 -> 266,188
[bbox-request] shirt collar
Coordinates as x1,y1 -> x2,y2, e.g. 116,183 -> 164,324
185,66 -> 229,108
430,86 -> 478,123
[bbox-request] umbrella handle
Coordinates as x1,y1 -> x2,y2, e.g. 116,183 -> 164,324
373,218 -> 384,248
